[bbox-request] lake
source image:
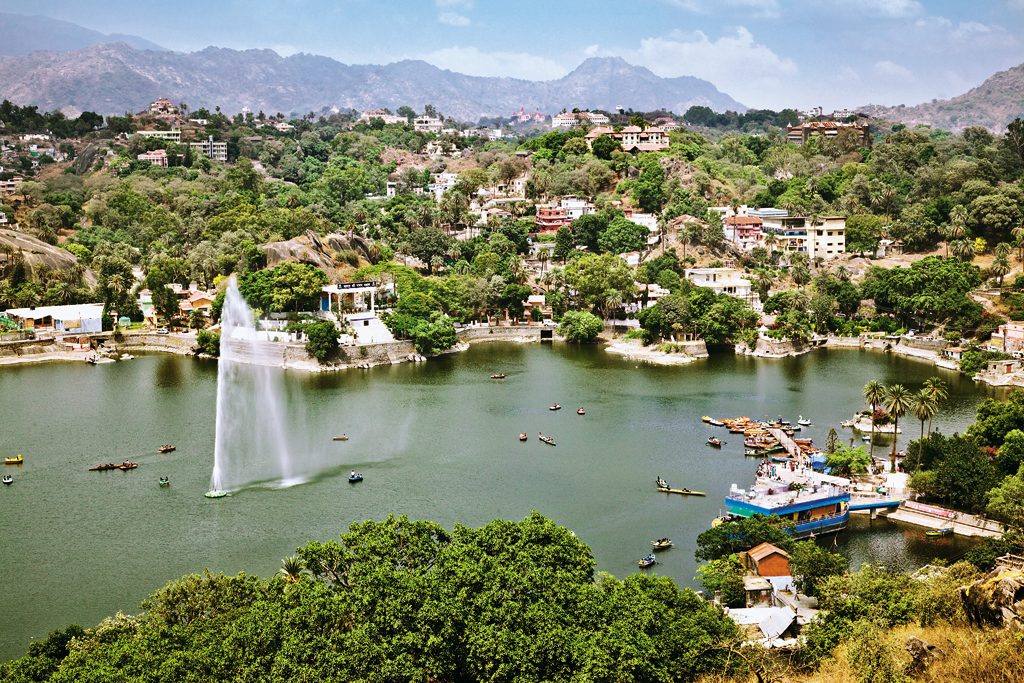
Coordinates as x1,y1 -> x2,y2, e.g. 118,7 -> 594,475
0,343 -> 999,660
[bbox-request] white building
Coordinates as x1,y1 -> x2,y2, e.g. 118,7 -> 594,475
414,116 -> 444,133
551,111 -> 610,129
189,136 -> 228,162
136,129 -> 182,143
759,212 -> 846,260
560,196 -> 595,221
685,268 -> 761,310
3,303 -> 105,334
359,109 -> 407,126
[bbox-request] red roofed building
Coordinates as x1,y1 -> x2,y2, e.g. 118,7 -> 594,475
744,543 -> 791,577
534,206 -> 570,232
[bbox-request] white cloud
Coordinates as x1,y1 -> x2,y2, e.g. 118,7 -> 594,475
583,44 -> 600,57
668,0 -> 780,19
617,27 -> 797,104
835,0 -> 923,18
438,12 -> 470,27
435,0 -> 473,7
422,46 -> 567,80
873,60 -> 914,80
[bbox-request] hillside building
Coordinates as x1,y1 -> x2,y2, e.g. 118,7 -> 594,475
136,129 -> 182,143
413,116 -> 444,133
2,303 -> 104,334
584,125 -> 669,152
785,121 -> 869,146
359,109 -> 407,126
551,111 -> 610,129
685,267 -> 761,310
137,149 -> 168,168
189,136 -> 228,162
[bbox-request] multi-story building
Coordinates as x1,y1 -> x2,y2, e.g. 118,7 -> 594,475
551,111 -> 610,129
585,125 -> 669,152
359,109 -> 407,126
758,212 -> 846,260
137,149 -> 168,168
413,116 -> 443,133
534,206 -> 570,232
785,120 -> 869,146
189,136 -> 228,162
724,216 -> 764,251
149,98 -> 177,115
136,129 -> 182,143
991,322 -> 1024,354
685,268 -> 761,310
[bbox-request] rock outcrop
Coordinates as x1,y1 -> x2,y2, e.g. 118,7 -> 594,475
960,554 -> 1024,629
0,228 -> 92,281
261,230 -> 375,275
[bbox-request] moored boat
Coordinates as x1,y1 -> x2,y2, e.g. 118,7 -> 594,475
159,477 -> 170,487
706,437 -> 723,448
701,416 -> 712,423
656,485 -> 706,496
707,419 -> 725,427
549,404 -> 561,411
2,474 -> 12,485
4,454 -> 23,465
519,433 -> 528,441
638,554 -> 657,568
333,435 -> 349,441
117,461 -> 138,471
926,527 -> 953,537
651,538 -> 673,551
158,445 -> 176,453
798,416 -> 812,426
656,477 -> 669,490
539,433 -> 556,446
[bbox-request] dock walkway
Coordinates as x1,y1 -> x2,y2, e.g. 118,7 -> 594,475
768,428 -> 800,458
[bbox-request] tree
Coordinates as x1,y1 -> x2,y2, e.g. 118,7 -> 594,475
304,321 -> 340,363
826,444 -> 871,477
563,253 -> 635,312
695,515 -> 794,562
406,227 -> 451,274
557,310 -> 603,343
863,380 -> 886,460
884,384 -> 912,472
922,377 -> 948,435
597,216 -> 647,254
789,541 -> 847,597
909,388 -> 939,441
411,312 -> 457,354
951,238 -> 975,262
590,134 -> 619,160
278,556 -> 305,584
696,555 -> 745,607
991,256 -> 1011,287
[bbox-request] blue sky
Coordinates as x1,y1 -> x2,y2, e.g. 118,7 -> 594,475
2,0 -> 1023,110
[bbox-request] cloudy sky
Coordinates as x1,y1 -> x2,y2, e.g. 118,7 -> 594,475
2,0 -> 1022,110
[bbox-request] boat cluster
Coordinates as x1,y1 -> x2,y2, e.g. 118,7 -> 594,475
703,415 -> 819,460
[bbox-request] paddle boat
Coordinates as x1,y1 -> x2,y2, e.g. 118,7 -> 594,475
538,433 -> 556,446
117,461 -> 138,471
490,373 -> 506,380
158,445 -> 176,453
159,477 -> 170,488
656,477 -> 669,490
707,418 -> 725,427
519,433 -> 528,441
926,527 -> 953,538
638,554 -> 657,569
4,454 -> 23,465
706,437 -> 723,448
576,407 -> 586,415
701,416 -> 712,423
798,416 -> 812,426
840,419 -> 855,428
651,538 -> 673,551
348,470 -> 364,483
656,483 -> 706,496
205,489 -> 228,498
549,404 -> 562,411
333,435 -> 349,441
2,474 -> 12,486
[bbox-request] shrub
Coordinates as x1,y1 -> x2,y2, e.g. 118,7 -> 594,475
558,311 -> 603,343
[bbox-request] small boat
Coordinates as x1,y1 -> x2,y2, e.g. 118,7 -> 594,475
348,472 -> 364,483
86,356 -> 98,365
701,416 -> 712,423
519,433 -> 528,441
4,454 -> 23,465
840,419 -> 855,428
157,445 -> 176,453
159,477 -> 170,487
576,407 -> 585,415
2,474 -> 12,486
656,486 -> 706,496
638,554 -> 657,569
656,477 -> 669,490
706,437 -> 723,448
926,527 -> 953,538
89,463 -> 120,472
797,416 -> 812,426
708,419 -> 725,427
332,435 -> 349,441
771,455 -> 791,463
117,461 -> 138,471
651,538 -> 673,551
538,433 -> 556,446
490,373 -> 506,379
549,404 -> 561,411
862,435 -> 872,442
205,489 -> 229,499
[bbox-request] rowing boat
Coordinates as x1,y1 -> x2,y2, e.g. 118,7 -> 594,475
656,486 -> 706,496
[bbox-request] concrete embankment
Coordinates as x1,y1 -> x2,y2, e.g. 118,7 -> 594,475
883,500 -> 1005,538
736,337 -> 823,358
602,338 -> 708,365
825,335 -> 951,366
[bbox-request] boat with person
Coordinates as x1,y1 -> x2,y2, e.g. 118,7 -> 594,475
4,454 -> 23,465
651,538 -> 673,551
2,474 -> 12,486
549,404 -> 561,411
798,416 -> 812,426
205,489 -> 228,498
348,470 -> 364,483
157,445 -> 176,453
638,554 -> 657,568
159,477 -> 170,487
656,476 -> 669,490
656,484 -> 706,496
490,373 -> 506,380
117,461 -> 138,471
576,407 -> 585,415
89,463 -> 120,472
538,433 -> 556,446
333,435 -> 349,441
706,437 -> 723,448
926,527 -> 953,538
519,433 -> 528,441
701,416 -> 712,423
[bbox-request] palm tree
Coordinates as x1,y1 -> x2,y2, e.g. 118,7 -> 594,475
835,265 -> 851,281
945,206 -> 968,258
863,380 -> 886,459
537,248 -> 549,275
995,242 -> 1013,260
922,377 -> 948,435
792,264 -> 811,290
1012,223 -> 1024,265
678,223 -> 695,259
507,255 -> 527,285
991,256 -> 1011,287
910,389 -> 939,441
279,556 -> 305,584
884,384 -> 913,472
763,231 -> 778,257
951,239 -> 975,262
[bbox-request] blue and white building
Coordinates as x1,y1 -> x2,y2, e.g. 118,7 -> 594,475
724,472 -> 851,538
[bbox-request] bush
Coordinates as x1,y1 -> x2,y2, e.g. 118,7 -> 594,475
195,330 -> 220,357
304,321 -> 340,362
558,310 -> 603,343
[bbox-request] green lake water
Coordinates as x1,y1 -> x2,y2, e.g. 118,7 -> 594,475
0,344 -> 998,660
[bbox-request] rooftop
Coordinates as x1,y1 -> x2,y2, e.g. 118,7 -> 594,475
4,303 -> 104,321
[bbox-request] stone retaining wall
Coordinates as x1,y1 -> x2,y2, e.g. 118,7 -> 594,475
114,332 -> 197,355
457,325 -> 544,343
0,338 -> 59,357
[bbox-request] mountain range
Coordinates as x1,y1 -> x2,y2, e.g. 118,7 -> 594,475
0,42 -> 745,121
0,12 -> 164,56
861,63 -> 1024,133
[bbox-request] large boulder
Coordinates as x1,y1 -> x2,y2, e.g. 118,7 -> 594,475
0,227 -> 91,280
261,230 -> 375,274
960,555 -> 1024,629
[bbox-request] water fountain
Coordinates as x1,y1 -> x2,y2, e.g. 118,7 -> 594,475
207,278 -> 299,496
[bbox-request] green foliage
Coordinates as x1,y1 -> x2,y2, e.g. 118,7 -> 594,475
696,555 -> 746,607
303,321 -> 340,362
860,256 -> 983,329
845,619 -> 909,683
825,444 -> 872,477
906,433 -> 1001,512
789,541 -> 848,597
1,513 -> 741,682
969,389 -> 1024,447
639,285 -> 758,346
238,263 -> 328,313
694,515 -> 795,562
195,330 -> 220,357
958,348 -> 1012,376
597,216 -> 648,254
558,310 -> 603,343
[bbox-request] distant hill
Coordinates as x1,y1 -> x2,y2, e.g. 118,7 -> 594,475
0,12 -> 164,56
862,62 -> 1024,132
0,44 -> 745,120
